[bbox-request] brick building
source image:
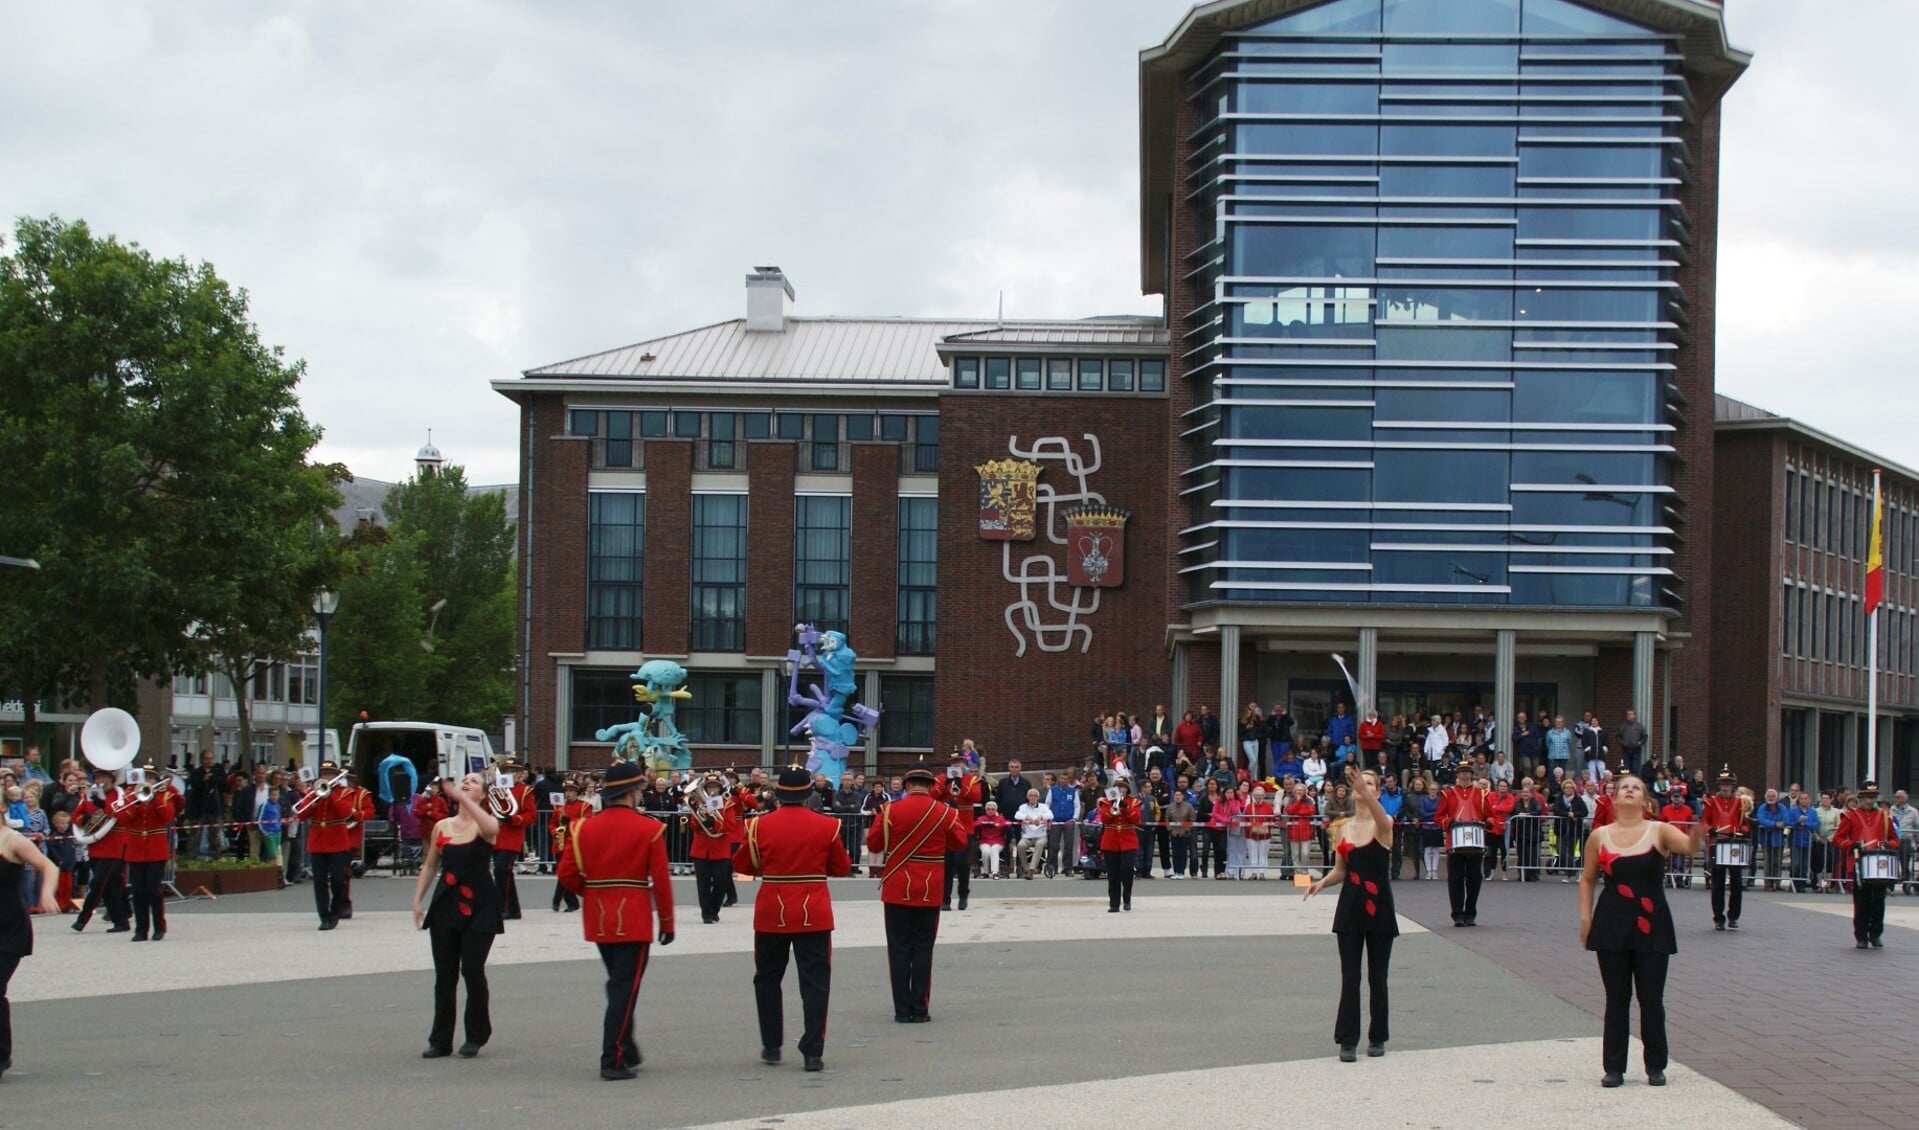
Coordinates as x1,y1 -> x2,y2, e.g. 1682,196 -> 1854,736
495,0 -> 1753,777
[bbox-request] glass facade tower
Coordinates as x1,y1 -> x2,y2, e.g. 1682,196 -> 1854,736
1180,0 -> 1687,608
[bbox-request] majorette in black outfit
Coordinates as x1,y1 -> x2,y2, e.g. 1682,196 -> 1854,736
1305,766 -> 1397,1063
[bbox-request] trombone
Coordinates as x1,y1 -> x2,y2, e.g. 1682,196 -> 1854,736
134,768 -> 186,804
290,770 -> 347,818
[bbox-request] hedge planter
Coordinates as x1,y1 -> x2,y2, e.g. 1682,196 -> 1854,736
172,865 -> 283,896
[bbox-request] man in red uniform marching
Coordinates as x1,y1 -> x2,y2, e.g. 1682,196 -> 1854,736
1098,776 -> 1142,913
688,773 -> 740,924
1834,780 -> 1900,949
337,772 -> 376,920
1435,761 -> 1490,927
111,761 -> 180,942
732,766 -> 851,1072
72,768 -> 131,934
1701,765 -> 1749,931
549,778 -> 593,913
489,759 -> 538,920
932,753 -> 984,911
866,762 -> 966,1022
556,761 -> 675,1080
297,761 -> 356,930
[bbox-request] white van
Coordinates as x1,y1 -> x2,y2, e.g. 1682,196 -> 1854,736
345,721 -> 495,804
300,730 -> 343,767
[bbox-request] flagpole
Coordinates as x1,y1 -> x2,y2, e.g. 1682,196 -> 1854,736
1867,468 -> 1882,784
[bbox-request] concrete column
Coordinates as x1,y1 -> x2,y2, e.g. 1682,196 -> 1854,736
1170,642 -> 1190,725
1660,646 -> 1672,760
1632,631 -> 1655,746
553,664 -> 572,771
1356,627 -> 1378,717
862,669 -> 881,777
1494,629 -> 1516,764
1219,626 -> 1241,759
1807,706 -> 1822,796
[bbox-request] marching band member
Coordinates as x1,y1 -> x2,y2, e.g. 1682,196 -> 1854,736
297,762 -> 357,930
722,768 -> 755,908
337,771 -> 376,920
1435,761 -> 1490,927
688,773 -> 740,924
932,753 -> 984,911
488,759 -> 537,921
1834,780 -> 1900,949
412,785 -> 451,845
1098,776 -> 1142,912
1701,765 -> 1749,931
866,761 -> 967,1023
410,774 -> 502,1060
72,769 -> 130,934
549,779 -> 592,913
731,766 -> 852,1073
110,761 -> 180,942
1303,767 -> 1396,1063
555,761 -> 675,1080
0,816 -> 61,1079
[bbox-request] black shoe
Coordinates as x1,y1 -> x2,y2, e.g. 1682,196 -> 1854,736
107,924 -> 130,934
1339,1046 -> 1357,1063
761,1047 -> 782,1065
337,906 -> 353,920
1601,1073 -> 1623,1088
1714,922 -> 1725,931
1728,920 -> 1739,930
908,1014 -> 930,1023
702,916 -> 718,925
71,919 -> 86,933
723,896 -> 738,907
152,928 -> 165,941
958,898 -> 968,911
422,1046 -> 452,1059
1857,939 -> 1871,949
1647,1071 -> 1666,1087
940,902 -> 952,911
319,919 -> 337,931
803,1055 -> 824,1072
1123,902 -> 1132,911
457,1042 -> 481,1058
131,933 -> 148,942
1870,938 -> 1884,949
503,911 -> 521,920
1452,915 -> 1465,927
1367,1043 -> 1384,1058
895,1015 -> 915,1023
600,1066 -> 637,1081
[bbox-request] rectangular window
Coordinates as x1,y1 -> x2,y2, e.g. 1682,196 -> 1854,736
1827,593 -> 1839,661
1140,360 -> 1166,392
571,668 -> 639,743
1785,469 -> 1798,543
691,494 -> 747,651
1047,358 -> 1072,391
911,416 -> 940,474
878,675 -> 935,749
673,411 -> 703,439
1108,359 -> 1135,392
897,497 -> 937,655
602,410 -> 634,468
954,358 -> 980,389
588,492 -> 644,650
777,412 -> 806,440
707,412 -> 736,469
639,410 -> 668,437
845,414 -> 873,441
679,673 -> 762,746
795,495 -> 852,635
984,358 -> 1011,390
569,409 -> 599,436
811,413 -> 840,471
742,412 -> 771,440
1077,359 -> 1103,391
1782,583 -> 1794,656
1015,357 -> 1042,390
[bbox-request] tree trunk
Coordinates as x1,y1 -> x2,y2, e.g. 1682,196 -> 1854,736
227,656 -> 255,771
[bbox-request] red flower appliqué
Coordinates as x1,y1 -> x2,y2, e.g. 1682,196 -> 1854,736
1636,917 -> 1651,935
1616,883 -> 1634,901
1364,881 -> 1379,895
1365,899 -> 1377,916
1335,840 -> 1353,858
1640,897 -> 1655,914
459,903 -> 473,917
460,886 -> 474,898
1596,846 -> 1617,878
444,873 -> 458,887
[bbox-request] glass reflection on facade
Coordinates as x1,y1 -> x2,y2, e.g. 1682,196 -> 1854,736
1181,0 -> 1684,607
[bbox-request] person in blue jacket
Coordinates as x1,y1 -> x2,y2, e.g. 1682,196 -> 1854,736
1325,703 -> 1357,753
1046,775 -> 1081,877
1785,793 -> 1818,893
1753,789 -> 1790,891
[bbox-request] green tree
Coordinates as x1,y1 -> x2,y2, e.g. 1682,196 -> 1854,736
0,215 -> 338,726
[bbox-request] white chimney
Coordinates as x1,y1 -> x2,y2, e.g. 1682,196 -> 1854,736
745,265 -> 794,332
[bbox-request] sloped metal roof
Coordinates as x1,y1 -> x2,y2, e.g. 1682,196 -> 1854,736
1713,394 -> 1780,423
944,321 -> 1169,347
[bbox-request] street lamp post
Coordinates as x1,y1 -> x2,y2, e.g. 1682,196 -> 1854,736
312,589 -> 340,769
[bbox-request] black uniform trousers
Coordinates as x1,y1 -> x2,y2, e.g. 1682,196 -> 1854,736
1446,851 -> 1482,920
1105,848 -> 1135,910
126,860 -> 167,937
722,844 -> 740,905
428,927 -> 495,1052
1334,930 -> 1392,1049
1853,882 -> 1889,942
754,930 -> 831,1057
76,857 -> 128,930
883,904 -> 940,1020
693,858 -> 728,922
1708,863 -> 1744,925
1595,948 -> 1669,1076
553,871 -> 580,912
597,941 -> 651,1070
942,846 -> 973,907
492,849 -> 522,919
311,851 -> 350,924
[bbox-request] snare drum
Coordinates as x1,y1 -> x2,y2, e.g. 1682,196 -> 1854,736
1711,837 -> 1752,868
1448,821 -> 1487,853
1857,848 -> 1903,885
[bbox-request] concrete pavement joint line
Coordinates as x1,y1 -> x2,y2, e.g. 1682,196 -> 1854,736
691,1038 -> 1793,1130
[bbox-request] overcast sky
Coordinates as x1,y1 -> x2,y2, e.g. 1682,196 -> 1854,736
2,1 -> 1910,485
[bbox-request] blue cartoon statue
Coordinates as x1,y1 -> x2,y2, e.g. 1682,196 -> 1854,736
594,658 -> 694,772
786,624 -> 880,785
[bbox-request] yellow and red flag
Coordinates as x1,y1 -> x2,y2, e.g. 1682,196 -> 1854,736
1865,487 -> 1885,616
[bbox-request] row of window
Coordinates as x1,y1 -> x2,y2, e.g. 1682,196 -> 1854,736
1784,466 -> 1914,569
951,356 -> 1167,394
586,493 -> 938,657
172,657 -> 321,707
571,670 -> 935,750
570,409 -> 939,473
1782,583 -> 1919,674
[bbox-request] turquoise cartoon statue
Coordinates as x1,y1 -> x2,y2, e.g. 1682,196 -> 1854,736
593,658 -> 693,772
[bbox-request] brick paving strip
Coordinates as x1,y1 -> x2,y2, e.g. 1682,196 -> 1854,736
1392,872 -> 1916,1129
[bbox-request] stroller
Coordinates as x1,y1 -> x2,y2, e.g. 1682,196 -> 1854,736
1076,819 -> 1107,879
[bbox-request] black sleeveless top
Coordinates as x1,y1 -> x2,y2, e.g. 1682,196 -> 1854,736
0,853 -> 31,957
425,834 -> 504,935
1331,837 -> 1398,937
1585,834 -> 1677,955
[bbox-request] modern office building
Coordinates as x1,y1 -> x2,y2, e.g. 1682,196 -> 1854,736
500,0 -> 1752,775
1713,395 -> 1919,796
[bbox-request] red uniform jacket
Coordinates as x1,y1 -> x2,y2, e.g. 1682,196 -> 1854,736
1591,794 -> 1616,829
556,805 -> 674,943
1097,797 -> 1140,852
412,792 -> 450,841
932,775 -> 985,836
75,793 -> 129,860
1834,808 -> 1899,854
865,792 -> 966,906
343,786 -> 375,850
731,804 -> 851,933
490,784 -> 538,855
111,788 -> 178,864
1701,795 -> 1748,837
728,787 -> 759,845
687,804 -> 741,861
1435,786 -> 1490,832
303,788 -> 358,854
549,800 -> 594,855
